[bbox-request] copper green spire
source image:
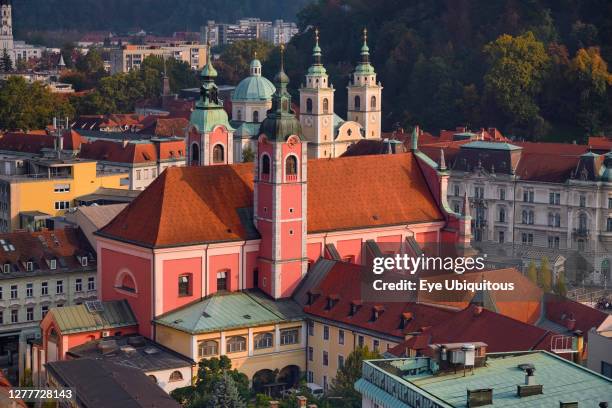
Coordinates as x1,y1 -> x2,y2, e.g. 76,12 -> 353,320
354,27 -> 376,75
259,43 -> 303,141
313,28 -> 322,64
308,28 -> 327,76
361,27 -> 370,64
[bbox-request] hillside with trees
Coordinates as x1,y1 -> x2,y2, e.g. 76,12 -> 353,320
279,0 -> 612,141
13,0 -> 310,34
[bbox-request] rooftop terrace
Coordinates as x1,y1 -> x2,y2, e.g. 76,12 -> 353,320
356,351 -> 612,407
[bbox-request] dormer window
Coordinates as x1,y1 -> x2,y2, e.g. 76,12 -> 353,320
325,294 -> 339,310
371,305 -> 384,322
3,263 -> 10,274
50,259 -> 57,270
400,312 -> 413,329
349,301 -> 362,316
80,257 -> 88,267
26,261 -> 34,272
307,290 -> 320,306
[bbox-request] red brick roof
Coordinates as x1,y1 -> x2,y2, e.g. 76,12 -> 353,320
388,305 -> 555,356
303,262 -> 455,338
99,153 -> 444,247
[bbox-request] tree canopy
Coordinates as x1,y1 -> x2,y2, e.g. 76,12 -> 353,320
290,0 -> 612,140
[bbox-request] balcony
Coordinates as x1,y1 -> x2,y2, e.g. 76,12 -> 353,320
573,228 -> 589,238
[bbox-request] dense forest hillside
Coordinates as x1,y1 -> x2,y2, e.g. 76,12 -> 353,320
12,0 -> 310,34
283,0 -> 612,140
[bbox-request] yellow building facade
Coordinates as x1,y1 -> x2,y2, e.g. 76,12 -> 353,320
0,159 -> 128,232
306,318 -> 400,390
153,291 -> 306,391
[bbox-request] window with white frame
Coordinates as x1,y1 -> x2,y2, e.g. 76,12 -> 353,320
280,328 -> 299,345
56,280 -> 63,294
26,283 -> 33,298
75,278 -> 82,292
41,281 -> 48,296
88,277 -> 95,291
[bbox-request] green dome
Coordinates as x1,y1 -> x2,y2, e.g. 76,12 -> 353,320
232,59 -> 276,102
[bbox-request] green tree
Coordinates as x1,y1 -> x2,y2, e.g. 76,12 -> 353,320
140,55 -> 199,92
171,356 -> 249,407
568,47 -> 612,133
215,39 -> 274,84
538,257 -> 552,292
0,76 -> 74,130
242,146 -> 255,162
526,260 -> 538,284
328,346 -> 382,408
206,371 -> 246,408
483,32 -> 550,137
555,270 -> 567,297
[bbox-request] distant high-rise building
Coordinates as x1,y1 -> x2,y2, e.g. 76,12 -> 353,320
201,18 -> 298,46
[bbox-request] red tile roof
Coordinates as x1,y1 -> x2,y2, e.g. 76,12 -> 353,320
417,268 -> 544,324
139,117 -> 190,137
0,228 -> 94,273
79,139 -> 185,164
303,262 -> 455,338
99,153 -> 444,247
587,136 -> 612,151
388,305 -> 555,356
0,132 -> 55,153
544,293 -> 609,338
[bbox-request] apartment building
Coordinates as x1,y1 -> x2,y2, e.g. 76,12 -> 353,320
0,159 -> 127,232
77,133 -> 186,190
0,228 -> 97,379
421,140 -> 612,285
202,18 -> 298,46
110,43 -> 207,73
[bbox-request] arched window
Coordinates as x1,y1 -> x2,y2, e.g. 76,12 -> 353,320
323,98 -> 329,114
191,142 -> 199,165
198,340 -> 219,357
371,95 -> 376,109
261,154 -> 270,179
227,336 -> 247,353
212,144 -> 224,164
579,213 -> 587,231
306,98 -> 313,113
285,156 -> 298,178
252,111 -> 259,122
169,371 -> 183,382
237,110 -> 242,121
354,95 -> 361,110
116,270 -> 137,294
48,328 -> 58,341
254,332 -> 273,350
217,270 -> 228,291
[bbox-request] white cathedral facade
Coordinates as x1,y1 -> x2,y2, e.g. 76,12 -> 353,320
230,28 -> 383,161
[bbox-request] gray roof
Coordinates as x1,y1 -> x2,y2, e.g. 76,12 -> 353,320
46,358 -> 181,408
50,300 -> 137,334
292,258 -> 337,307
76,187 -> 140,204
73,203 -> 128,230
155,290 -> 304,334
462,141 -> 522,151
67,335 -> 193,372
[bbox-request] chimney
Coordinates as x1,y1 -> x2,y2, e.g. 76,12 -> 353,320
517,367 -> 543,398
467,388 -> 493,407
565,314 -> 576,331
573,330 -> 584,364
473,305 -> 483,316
599,403 -> 608,408
296,396 -> 307,408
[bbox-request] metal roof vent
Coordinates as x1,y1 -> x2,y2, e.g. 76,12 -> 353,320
143,347 -> 159,355
127,335 -> 146,347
